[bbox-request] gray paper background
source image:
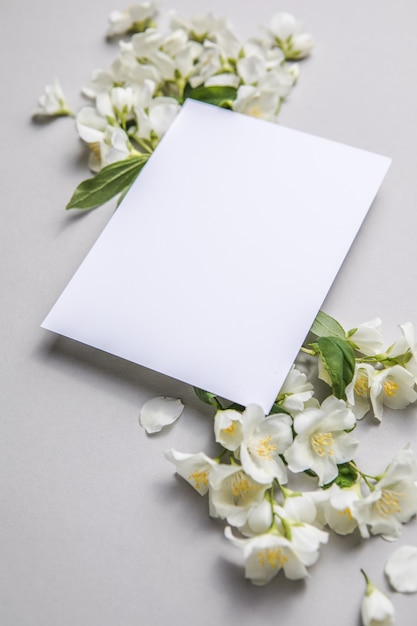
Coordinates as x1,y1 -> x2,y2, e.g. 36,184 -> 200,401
1,1 -> 417,624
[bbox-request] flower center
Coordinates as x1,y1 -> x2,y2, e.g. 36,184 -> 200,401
311,432 -> 334,457
188,470 -> 209,490
256,435 -> 277,460
383,378 -> 399,397
376,489 -> 403,517
257,547 -> 288,569
354,370 -> 369,397
249,105 -> 263,118
89,141 -> 101,162
223,421 -> 237,435
230,471 -> 257,504
337,507 -> 353,520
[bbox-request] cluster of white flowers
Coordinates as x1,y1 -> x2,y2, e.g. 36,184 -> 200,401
346,320 -> 417,421
34,3 -> 313,178
164,398 -> 417,586
141,315 -> 417,615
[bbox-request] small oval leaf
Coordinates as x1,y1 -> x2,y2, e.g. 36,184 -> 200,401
66,154 -> 149,210
310,310 -> 346,339
317,336 -> 355,400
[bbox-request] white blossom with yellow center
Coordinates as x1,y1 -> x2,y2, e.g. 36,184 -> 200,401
240,405 -> 293,485
370,364 -> 417,420
225,520 -> 328,585
214,408 -> 244,452
345,363 -> 374,420
215,404 -> 293,485
284,396 -> 359,486
164,449 -> 216,496
354,446 -> 417,541
316,483 -> 361,535
209,463 -> 269,527
233,85 -> 281,121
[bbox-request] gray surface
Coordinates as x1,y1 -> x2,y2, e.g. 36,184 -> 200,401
1,0 -> 417,624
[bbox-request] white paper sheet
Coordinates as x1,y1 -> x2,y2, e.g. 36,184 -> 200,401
42,99 -> 391,412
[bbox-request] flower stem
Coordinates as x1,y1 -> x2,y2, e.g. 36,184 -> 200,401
349,461 -> 375,490
301,346 -> 317,356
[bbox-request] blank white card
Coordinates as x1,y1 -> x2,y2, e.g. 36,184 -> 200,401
42,99 -> 391,412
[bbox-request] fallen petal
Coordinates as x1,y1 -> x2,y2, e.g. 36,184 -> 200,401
385,545 -> 417,593
139,396 -> 184,433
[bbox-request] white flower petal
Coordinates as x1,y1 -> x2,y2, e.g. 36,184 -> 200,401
241,403 -> 265,439
245,499 -> 273,534
204,73 -> 240,88
76,106 -> 107,143
290,33 -> 314,59
148,97 -> 180,137
270,12 -> 298,40
139,396 -> 184,433
385,545 -> 417,593
237,55 -> 265,85
348,318 -> 384,355
278,365 -> 314,414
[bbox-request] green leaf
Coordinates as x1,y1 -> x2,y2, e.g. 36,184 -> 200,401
193,387 -> 221,408
310,310 -> 346,339
116,182 -> 134,208
385,351 -> 412,367
66,155 -> 149,210
316,336 -> 356,400
226,402 -> 245,412
269,402 -> 291,416
183,84 -> 238,107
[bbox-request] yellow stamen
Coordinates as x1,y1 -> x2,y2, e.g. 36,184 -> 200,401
337,507 -> 353,520
311,432 -> 335,457
249,105 -> 263,118
230,471 -> 258,505
354,370 -> 369,397
188,470 -> 208,491
256,435 -> 277,460
376,489 -> 403,517
257,547 -> 288,569
223,421 -> 237,435
383,378 -> 399,398
89,142 -> 101,161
